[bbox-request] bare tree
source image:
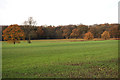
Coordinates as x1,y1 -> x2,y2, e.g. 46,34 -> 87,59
23,17 -> 36,43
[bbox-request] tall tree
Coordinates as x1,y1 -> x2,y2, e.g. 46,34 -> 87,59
2,24 -> 25,44
23,17 -> 36,43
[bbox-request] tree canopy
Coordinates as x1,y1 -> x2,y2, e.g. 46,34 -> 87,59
1,23 -> 120,41
84,32 -> 94,40
101,31 -> 110,40
2,24 -> 25,44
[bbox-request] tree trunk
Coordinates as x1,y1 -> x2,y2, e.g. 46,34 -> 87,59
14,41 -> 15,44
28,34 -> 31,43
13,39 -> 16,44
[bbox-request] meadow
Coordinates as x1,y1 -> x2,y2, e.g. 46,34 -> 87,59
2,39 -> 118,78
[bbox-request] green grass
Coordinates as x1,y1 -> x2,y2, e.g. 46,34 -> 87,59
2,39 -> 118,78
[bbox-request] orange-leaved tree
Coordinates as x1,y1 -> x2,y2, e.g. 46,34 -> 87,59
84,32 -> 94,40
101,31 -> 110,40
70,28 -> 80,38
2,24 -> 25,44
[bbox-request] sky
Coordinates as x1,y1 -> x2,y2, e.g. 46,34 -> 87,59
0,0 -> 119,26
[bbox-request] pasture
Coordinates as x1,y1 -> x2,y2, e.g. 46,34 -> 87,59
2,39 -> 118,78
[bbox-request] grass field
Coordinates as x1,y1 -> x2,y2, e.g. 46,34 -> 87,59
2,39 -> 118,78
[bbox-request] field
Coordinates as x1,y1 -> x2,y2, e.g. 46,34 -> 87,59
2,39 -> 118,78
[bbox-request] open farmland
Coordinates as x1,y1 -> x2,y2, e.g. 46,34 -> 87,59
2,39 -> 118,78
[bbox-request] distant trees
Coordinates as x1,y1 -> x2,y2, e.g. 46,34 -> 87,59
2,24 -> 25,44
1,23 -> 119,41
36,26 -> 45,39
56,29 -> 63,39
101,31 -> 110,40
23,17 -> 36,43
89,27 -> 97,38
89,24 -> 111,38
84,32 -> 94,40
109,25 -> 120,38
62,28 -> 71,39
77,25 -> 88,38
70,28 -> 79,38
45,26 -> 56,39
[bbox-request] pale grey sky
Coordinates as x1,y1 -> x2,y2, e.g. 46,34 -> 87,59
0,0 -> 119,26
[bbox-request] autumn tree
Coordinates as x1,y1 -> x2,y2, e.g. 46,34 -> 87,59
89,24 -> 111,38
45,26 -> 56,39
2,24 -> 25,44
56,29 -> 63,39
101,31 -> 110,40
84,32 -> 94,40
2,23 -> 119,40
62,28 -> 71,39
23,17 -> 36,43
36,26 -> 45,39
70,28 -> 80,38
109,25 -> 120,38
77,25 -> 88,38
89,26 -> 98,38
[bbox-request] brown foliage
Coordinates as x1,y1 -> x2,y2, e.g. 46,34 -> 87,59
70,28 -> 80,38
62,28 -> 71,39
1,23 -> 119,40
84,32 -> 94,40
101,31 -> 110,40
109,25 -> 120,38
2,24 -> 25,44
36,27 -> 44,38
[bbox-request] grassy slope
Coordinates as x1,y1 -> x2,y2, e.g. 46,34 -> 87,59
2,39 -> 118,78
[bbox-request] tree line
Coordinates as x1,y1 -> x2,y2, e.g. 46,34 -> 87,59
1,17 -> 120,44
2,23 -> 120,39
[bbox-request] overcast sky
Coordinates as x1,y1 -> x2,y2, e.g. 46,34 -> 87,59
0,0 -> 119,26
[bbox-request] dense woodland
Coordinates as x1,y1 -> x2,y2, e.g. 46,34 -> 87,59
1,23 -> 120,41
